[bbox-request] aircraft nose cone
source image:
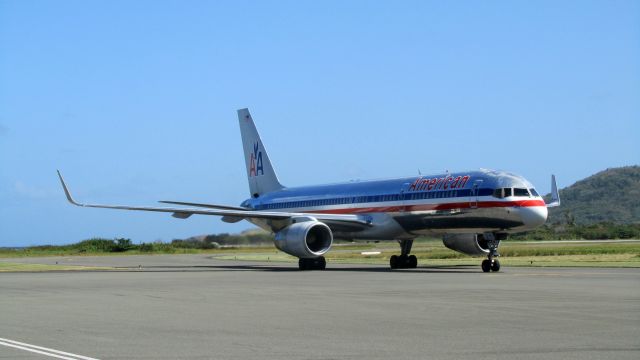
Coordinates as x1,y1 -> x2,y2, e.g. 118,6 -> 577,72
521,206 -> 548,228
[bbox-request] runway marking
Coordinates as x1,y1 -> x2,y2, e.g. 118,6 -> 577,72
0,337 -> 100,360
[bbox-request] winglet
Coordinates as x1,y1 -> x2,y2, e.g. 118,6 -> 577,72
546,174 -> 561,208
57,170 -> 81,206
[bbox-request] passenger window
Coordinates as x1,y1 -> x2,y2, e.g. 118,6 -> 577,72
504,188 -> 512,197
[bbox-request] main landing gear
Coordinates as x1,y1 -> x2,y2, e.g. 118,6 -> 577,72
299,256 -> 326,270
481,233 -> 503,272
390,239 -> 417,269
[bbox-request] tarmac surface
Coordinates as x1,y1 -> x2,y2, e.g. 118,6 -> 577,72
1,254 -> 639,359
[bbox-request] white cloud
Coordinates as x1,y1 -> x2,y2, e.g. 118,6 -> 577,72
13,181 -> 51,199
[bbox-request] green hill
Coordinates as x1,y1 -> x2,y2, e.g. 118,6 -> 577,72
547,166 -> 640,225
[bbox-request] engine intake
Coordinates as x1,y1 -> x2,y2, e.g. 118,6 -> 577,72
442,234 -> 490,256
274,221 -> 333,258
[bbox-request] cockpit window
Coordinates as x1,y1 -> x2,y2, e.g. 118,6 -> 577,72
493,187 -> 531,198
514,188 -> 529,197
529,188 -> 539,197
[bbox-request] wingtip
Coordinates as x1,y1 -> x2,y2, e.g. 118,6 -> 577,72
56,170 -> 80,206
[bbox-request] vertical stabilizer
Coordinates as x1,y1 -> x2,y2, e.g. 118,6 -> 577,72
545,174 -> 561,208
238,108 -> 284,197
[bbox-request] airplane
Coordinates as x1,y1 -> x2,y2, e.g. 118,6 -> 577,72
57,108 -> 560,272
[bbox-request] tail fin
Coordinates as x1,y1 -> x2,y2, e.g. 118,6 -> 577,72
545,174 -> 561,208
238,108 -> 284,197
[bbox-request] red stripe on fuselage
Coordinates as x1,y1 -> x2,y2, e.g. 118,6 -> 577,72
301,199 -> 546,215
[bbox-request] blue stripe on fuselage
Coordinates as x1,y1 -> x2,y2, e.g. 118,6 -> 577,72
253,188 -> 493,211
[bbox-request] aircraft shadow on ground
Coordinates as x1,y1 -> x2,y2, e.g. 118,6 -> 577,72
108,264 -> 481,274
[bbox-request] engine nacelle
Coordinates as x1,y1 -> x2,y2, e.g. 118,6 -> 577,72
442,234 -> 490,256
274,221 -> 333,258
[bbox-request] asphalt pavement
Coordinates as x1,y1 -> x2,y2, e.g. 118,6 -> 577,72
1,255 -> 638,359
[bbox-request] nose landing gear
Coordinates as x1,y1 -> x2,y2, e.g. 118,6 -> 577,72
481,233 -> 504,272
481,258 -> 500,272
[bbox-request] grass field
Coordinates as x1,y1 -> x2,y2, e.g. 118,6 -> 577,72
213,240 -> 640,268
1,240 -> 639,269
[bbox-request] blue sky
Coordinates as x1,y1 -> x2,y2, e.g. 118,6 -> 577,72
1,1 -> 638,246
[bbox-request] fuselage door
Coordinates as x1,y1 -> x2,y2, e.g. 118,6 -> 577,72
470,179 -> 483,209
399,182 -> 411,212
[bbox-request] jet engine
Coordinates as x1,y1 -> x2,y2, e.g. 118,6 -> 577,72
274,221 -> 333,258
442,234 -> 490,256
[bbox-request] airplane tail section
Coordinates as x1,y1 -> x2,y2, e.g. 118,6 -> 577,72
545,174 -> 561,208
238,108 -> 284,197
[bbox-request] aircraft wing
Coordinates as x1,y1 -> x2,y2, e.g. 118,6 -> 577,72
57,171 -> 372,228
158,200 -> 249,211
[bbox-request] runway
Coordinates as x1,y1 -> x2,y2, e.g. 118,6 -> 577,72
1,255 -> 638,359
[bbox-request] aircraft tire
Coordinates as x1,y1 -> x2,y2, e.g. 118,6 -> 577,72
317,256 -> 326,270
481,260 -> 491,273
299,257 -> 326,271
491,259 -> 500,272
399,255 -> 409,268
408,255 -> 418,268
298,258 -> 309,271
390,255 -> 398,269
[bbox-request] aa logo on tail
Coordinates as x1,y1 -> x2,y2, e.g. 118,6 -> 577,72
249,141 -> 264,177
